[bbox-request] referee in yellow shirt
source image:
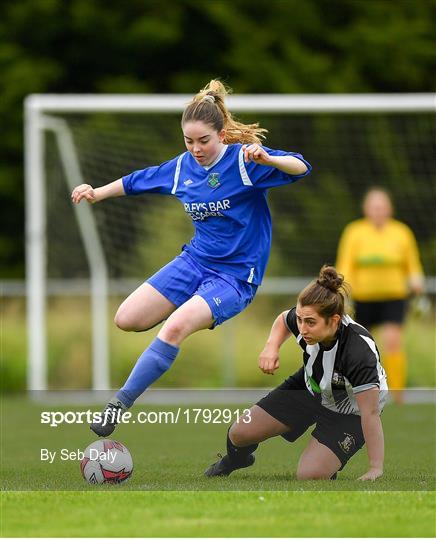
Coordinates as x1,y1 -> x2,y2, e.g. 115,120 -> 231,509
336,188 -> 424,403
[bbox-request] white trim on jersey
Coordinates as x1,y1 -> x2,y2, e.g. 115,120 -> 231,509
203,145 -> 228,170
360,334 -> 380,361
319,344 -> 339,409
343,313 -> 365,329
353,382 -> 379,394
377,362 -> 389,411
303,343 -> 320,395
343,313 -> 388,393
171,152 -> 186,195
238,148 -> 253,186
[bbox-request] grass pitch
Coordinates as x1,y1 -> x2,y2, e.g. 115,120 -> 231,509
1,396 -> 435,536
2,491 -> 435,537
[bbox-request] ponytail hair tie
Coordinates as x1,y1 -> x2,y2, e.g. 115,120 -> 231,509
202,95 -> 216,104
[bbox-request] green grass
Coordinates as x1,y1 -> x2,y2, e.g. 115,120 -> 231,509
2,398 -> 435,491
1,397 -> 435,536
2,491 -> 435,537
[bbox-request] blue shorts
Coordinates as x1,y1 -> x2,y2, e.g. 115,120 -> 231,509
147,251 -> 258,327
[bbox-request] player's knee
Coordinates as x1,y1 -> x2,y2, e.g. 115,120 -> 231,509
228,422 -> 254,447
159,319 -> 187,343
114,308 -> 140,332
296,465 -> 332,480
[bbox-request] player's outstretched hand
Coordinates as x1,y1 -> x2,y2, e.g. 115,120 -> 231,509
258,346 -> 280,375
243,144 -> 271,165
71,184 -> 98,204
357,467 -> 383,481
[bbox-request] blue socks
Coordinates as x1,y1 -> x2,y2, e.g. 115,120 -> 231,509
116,337 -> 179,408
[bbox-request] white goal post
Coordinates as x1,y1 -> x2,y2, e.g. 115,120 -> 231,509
25,93 -> 436,391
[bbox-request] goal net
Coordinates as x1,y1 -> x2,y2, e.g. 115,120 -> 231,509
25,94 -> 436,390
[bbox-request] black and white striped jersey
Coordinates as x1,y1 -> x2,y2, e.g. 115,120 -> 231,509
284,308 -> 388,415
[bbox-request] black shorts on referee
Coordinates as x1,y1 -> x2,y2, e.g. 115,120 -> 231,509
354,299 -> 407,328
257,368 -> 365,469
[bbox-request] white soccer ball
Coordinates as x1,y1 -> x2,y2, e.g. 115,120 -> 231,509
80,440 -> 133,484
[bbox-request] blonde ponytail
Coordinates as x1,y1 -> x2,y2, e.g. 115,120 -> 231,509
182,79 -> 267,145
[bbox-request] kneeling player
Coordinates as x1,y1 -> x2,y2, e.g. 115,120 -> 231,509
205,265 -> 388,481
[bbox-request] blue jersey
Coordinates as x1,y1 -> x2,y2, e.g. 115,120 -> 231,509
122,144 -> 311,285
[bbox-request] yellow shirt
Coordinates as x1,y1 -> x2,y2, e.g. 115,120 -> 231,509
336,218 -> 423,301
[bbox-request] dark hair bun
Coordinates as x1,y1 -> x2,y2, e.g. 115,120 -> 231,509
316,265 -> 344,293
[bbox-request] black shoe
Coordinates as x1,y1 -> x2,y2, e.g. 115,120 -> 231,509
90,399 -> 126,437
204,453 -> 255,477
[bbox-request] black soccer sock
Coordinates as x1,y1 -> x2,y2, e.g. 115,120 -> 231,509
226,431 -> 258,465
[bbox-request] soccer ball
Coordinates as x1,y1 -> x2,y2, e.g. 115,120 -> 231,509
80,440 -> 133,484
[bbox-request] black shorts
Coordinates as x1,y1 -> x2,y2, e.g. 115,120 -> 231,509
354,299 -> 407,328
256,369 -> 365,468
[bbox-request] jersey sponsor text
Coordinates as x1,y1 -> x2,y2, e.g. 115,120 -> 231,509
184,199 -> 231,221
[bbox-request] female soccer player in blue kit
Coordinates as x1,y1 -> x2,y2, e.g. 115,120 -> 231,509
71,80 -> 312,436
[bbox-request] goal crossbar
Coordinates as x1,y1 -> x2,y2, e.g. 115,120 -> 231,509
25,93 -> 435,113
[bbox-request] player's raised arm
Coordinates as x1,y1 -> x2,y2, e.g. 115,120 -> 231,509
258,310 -> 291,375
243,143 -> 308,175
71,178 -> 125,204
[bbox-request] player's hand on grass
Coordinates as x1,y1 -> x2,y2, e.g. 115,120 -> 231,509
243,144 -> 271,165
358,467 -> 383,481
258,346 -> 280,375
71,184 -> 98,204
